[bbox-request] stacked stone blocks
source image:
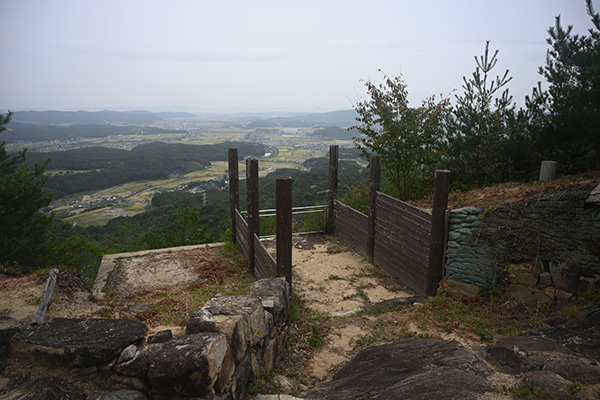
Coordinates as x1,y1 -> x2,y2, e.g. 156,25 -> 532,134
444,184 -> 600,304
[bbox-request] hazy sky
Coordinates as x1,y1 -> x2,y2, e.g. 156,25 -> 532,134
0,0 -> 594,113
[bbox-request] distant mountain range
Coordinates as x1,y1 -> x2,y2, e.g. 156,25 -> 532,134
10,109 -> 359,127
244,109 -> 358,128
12,110 -> 199,125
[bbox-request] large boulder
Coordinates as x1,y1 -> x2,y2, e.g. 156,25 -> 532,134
251,278 -> 290,325
187,295 -> 268,362
146,332 -> 227,397
307,337 -> 498,400
10,318 -> 147,367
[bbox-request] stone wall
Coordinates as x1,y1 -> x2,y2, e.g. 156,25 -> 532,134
6,278 -> 290,399
444,183 -> 600,303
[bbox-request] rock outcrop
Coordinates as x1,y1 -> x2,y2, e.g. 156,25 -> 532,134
11,318 -> 148,367
2,278 -> 291,400
308,309 -> 600,400
307,337 -> 499,400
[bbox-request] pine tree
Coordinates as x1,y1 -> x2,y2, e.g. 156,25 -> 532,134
445,41 -> 531,188
0,111 -> 54,269
527,0 -> 600,172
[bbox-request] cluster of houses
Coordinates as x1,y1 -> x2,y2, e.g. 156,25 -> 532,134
65,195 -> 121,209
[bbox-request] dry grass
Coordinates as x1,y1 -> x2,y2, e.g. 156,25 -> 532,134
98,247 -> 255,328
412,170 -> 600,211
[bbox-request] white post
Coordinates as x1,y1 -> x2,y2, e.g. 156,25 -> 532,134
539,161 -> 557,182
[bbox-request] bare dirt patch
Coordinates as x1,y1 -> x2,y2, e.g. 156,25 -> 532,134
291,236 -> 411,315
0,270 -> 104,324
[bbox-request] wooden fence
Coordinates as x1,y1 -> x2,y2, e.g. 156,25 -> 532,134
228,146 -> 448,296
333,201 -> 368,256
330,147 -> 449,296
373,193 -> 432,294
229,151 -> 292,288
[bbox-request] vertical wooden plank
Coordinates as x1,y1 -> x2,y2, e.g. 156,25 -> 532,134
228,148 -> 239,244
276,177 -> 293,290
246,158 -> 259,275
328,145 -> 339,233
367,154 -> 381,263
427,170 -> 450,295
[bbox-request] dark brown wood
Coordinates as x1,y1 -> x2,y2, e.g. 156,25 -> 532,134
367,155 -> 381,262
235,210 -> 249,258
372,192 -> 433,295
327,145 -> 339,233
276,177 -> 293,290
376,192 -> 432,222
333,201 -> 368,256
254,234 -> 277,279
228,148 -> 239,243
426,170 -> 450,295
32,268 -> 59,325
246,158 -> 259,275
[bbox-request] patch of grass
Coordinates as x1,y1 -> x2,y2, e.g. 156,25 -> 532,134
350,319 -> 422,354
413,295 -> 547,342
356,287 -> 369,302
579,287 -> 600,311
502,382 -> 554,399
273,294 -> 332,382
248,370 -> 281,396
327,274 -> 343,281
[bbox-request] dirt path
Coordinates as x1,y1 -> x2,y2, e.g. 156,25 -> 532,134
287,235 -> 417,380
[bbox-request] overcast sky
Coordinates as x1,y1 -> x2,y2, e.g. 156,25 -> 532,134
0,0 -> 594,113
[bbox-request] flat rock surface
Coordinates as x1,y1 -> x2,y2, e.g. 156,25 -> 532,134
307,337 -> 498,400
533,308 -> 600,359
11,318 -> 147,367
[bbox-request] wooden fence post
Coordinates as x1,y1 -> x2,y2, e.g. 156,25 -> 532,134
246,158 -> 259,275
228,148 -> 239,243
426,170 -> 450,296
367,154 -> 381,263
32,268 -> 59,325
328,145 -> 339,233
276,177 -> 293,290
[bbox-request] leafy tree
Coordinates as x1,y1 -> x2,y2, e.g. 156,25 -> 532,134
0,111 -> 54,268
445,41 -> 532,188
351,72 -> 451,200
527,0 -> 600,172
166,206 -> 212,246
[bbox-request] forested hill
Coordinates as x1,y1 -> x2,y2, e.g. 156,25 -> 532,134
3,123 -> 185,142
13,110 -> 165,125
27,141 -> 267,199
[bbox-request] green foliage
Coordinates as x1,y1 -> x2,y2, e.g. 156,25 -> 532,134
1,112 -> 104,280
527,0 -> 600,173
166,206 -> 212,246
445,41 -> 533,188
0,111 -> 54,269
578,287 -> 600,310
352,72 -> 451,200
339,182 -> 369,214
502,382 -> 553,399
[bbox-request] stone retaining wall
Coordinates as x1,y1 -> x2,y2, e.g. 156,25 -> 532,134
444,183 -> 600,303
7,278 -> 290,399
